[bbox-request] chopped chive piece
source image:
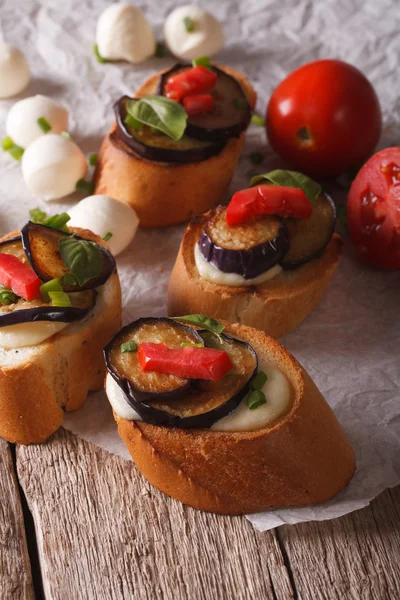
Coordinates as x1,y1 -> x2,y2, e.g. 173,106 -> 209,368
183,16 -> 195,32
192,56 -> 211,69
247,389 -> 267,410
121,340 -> 137,353
61,273 -> 78,287
1,137 -> 14,151
76,179 -> 95,195
29,207 -> 47,223
40,278 -> 63,302
251,114 -> 265,127
61,131 -> 73,140
89,153 -> 98,166
8,144 -> 24,160
93,43 -> 108,64
180,342 -> 205,348
233,97 -> 248,110
155,41 -> 168,58
102,232 -> 113,242
48,290 -> 71,307
0,286 -> 19,305
124,114 -> 142,131
249,151 -> 264,165
37,117 -> 51,133
42,212 -> 71,232
251,371 -> 268,390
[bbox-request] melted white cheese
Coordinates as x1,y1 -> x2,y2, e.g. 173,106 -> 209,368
194,243 -> 282,287
0,321 -> 67,349
106,372 -> 141,421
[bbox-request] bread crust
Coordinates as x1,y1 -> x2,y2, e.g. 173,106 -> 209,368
94,66 -> 257,228
0,228 -> 122,444
167,211 -> 343,338
115,322 -> 355,514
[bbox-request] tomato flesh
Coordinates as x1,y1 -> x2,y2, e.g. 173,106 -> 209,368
347,148 -> 400,269
165,66 -> 217,102
183,93 -> 215,116
226,185 -> 312,226
138,343 -> 233,382
0,253 -> 42,300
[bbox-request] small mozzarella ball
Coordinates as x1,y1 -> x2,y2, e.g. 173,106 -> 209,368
21,134 -> 87,201
68,195 -> 139,256
164,5 -> 224,61
6,95 -> 68,148
0,44 -> 30,99
96,3 -> 156,64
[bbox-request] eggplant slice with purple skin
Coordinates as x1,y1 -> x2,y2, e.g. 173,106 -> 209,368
198,206 -> 290,279
158,64 -> 252,142
105,317 -> 258,429
281,193 -> 336,269
114,96 -> 226,164
21,222 -> 116,292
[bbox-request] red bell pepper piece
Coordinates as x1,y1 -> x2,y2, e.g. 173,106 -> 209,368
138,343 -> 233,383
0,253 -> 41,300
165,66 -> 217,102
226,185 -> 313,226
183,93 -> 215,116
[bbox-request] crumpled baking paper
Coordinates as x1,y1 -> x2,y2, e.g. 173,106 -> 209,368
1,0 -> 399,532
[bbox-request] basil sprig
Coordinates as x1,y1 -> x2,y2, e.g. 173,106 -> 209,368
126,96 -> 187,141
172,314 -> 225,341
250,170 -> 321,203
59,236 -> 104,287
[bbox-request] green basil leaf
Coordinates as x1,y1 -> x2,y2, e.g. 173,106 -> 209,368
59,236 -> 104,287
172,314 -> 225,339
127,96 -> 187,141
250,169 -> 321,203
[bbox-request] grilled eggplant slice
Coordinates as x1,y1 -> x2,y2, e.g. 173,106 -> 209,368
114,96 -> 225,164
198,206 -> 289,279
281,193 -> 336,269
21,222 -> 115,292
105,317 -> 258,429
158,64 -> 252,142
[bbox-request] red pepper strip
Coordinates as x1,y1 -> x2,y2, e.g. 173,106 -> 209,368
226,185 -> 313,226
138,343 -> 233,383
0,253 -> 42,300
165,66 -> 217,102
183,93 -> 215,116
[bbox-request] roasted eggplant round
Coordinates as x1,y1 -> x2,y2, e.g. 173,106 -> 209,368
114,96 -> 225,164
198,206 -> 290,279
158,64 -> 252,142
21,222 -> 115,292
105,317 -> 258,429
281,193 -> 336,269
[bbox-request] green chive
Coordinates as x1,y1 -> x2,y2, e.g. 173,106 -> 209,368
48,290 -> 71,307
42,212 -> 71,232
251,114 -> 265,127
0,286 -> 19,305
93,43 -> 108,64
121,341 -> 137,353
76,179 -> 95,195
155,42 -> 168,58
249,151 -> 264,165
102,232 -> 113,242
124,114 -> 142,131
183,16 -> 195,32
192,56 -> 211,69
29,207 -> 47,223
233,97 -> 248,110
40,278 -> 63,302
247,389 -> 267,410
8,144 -> 24,160
61,131 -> 73,140
1,137 -> 14,151
180,342 -> 205,348
89,153 -> 98,167
61,273 -> 78,287
251,371 -> 268,390
37,117 -> 51,133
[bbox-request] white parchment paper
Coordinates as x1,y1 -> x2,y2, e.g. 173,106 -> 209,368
0,0 -> 399,531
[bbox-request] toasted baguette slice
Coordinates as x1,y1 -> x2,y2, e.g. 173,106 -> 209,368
0,228 -> 122,445
94,66 -> 256,228
115,322 -> 355,514
167,211 -> 343,338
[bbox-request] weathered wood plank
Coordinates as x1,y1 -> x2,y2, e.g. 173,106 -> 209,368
278,487 -> 400,600
17,428 -> 293,600
0,439 -> 34,600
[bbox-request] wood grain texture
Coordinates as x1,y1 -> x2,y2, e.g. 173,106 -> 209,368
0,439 -> 34,600
17,428 -> 293,600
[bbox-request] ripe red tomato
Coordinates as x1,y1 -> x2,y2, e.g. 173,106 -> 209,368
347,147 -> 400,270
266,60 -> 382,178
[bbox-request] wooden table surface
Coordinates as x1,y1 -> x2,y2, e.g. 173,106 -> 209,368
0,430 -> 399,600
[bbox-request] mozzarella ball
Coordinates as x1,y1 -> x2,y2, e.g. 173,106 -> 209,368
6,95 -> 68,148
68,195 -> 139,256
22,134 -> 87,201
0,44 -> 30,99
164,5 -> 224,61
96,3 -> 156,64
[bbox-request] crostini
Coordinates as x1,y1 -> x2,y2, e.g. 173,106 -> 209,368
0,217 -> 121,444
94,59 -> 256,228
168,170 -> 343,338
104,315 -> 355,514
